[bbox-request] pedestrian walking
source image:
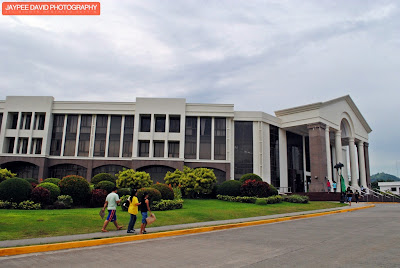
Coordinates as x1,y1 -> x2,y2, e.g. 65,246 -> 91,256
346,187 -> 353,206
355,190 -> 360,203
139,192 -> 152,234
127,189 -> 140,233
101,187 -> 123,232
332,181 -> 337,193
327,180 -> 331,193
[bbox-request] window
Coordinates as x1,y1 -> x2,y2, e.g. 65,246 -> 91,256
20,113 -> 32,130
214,118 -> 226,160
18,138 -> 28,154
78,115 -> 92,157
140,115 -> 151,132
50,114 -> 65,156
108,115 -> 122,157
234,121 -> 253,180
153,141 -> 164,157
0,113 -> 2,133
33,113 -> 46,130
184,117 -> 197,159
122,115 -> 134,157
270,125 -> 280,187
391,187 -> 397,191
8,112 -> 18,129
155,115 -> 166,132
31,138 -> 43,154
6,137 -> 15,153
94,115 -> 108,157
139,140 -> 150,157
64,115 -> 78,156
168,141 -> 179,158
199,117 -> 211,159
169,115 -> 180,133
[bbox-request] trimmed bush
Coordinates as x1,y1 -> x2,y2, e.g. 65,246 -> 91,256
151,183 -> 174,200
217,180 -> 242,196
151,199 -> 184,211
239,173 -> 263,184
90,189 -> 108,208
59,175 -> 90,205
116,169 -> 152,189
44,178 -> 61,185
172,186 -> 182,200
164,169 -> 183,187
117,188 -> 130,196
18,200 -> 41,210
217,195 -> 257,204
95,181 -> 115,194
91,173 -> 116,185
0,178 -> 32,203
269,184 -> 279,196
24,178 -> 38,184
241,179 -> 273,198
255,198 -> 267,205
137,187 -> 162,203
256,195 -> 283,205
57,195 -> 73,208
31,187 -> 51,205
37,182 -> 60,202
0,168 -> 16,183
285,194 -> 309,203
0,200 -> 18,209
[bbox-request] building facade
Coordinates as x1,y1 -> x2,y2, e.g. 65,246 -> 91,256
0,95 -> 372,193
378,182 -> 400,195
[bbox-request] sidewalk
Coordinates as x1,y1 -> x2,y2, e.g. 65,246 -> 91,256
0,202 -> 369,249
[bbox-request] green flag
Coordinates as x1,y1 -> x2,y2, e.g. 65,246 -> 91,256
340,175 -> 346,192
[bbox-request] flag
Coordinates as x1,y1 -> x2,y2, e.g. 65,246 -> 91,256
340,175 -> 346,193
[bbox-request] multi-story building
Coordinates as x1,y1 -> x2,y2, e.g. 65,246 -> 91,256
0,95 -> 372,193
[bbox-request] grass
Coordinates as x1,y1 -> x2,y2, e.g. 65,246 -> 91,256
0,199 -> 346,241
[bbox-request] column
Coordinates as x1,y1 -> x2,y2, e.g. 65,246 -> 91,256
278,129 -> 288,192
334,130 -> 346,189
364,143 -> 371,188
348,137 -> 359,189
357,141 -> 367,188
325,126 -> 332,191
307,123 -> 327,192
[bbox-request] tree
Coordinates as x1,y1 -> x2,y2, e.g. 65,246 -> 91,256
0,168 -> 16,183
116,169 -> 152,189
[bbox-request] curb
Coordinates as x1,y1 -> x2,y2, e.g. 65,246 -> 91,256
0,204 -> 375,257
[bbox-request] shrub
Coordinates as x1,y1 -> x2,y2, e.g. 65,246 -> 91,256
24,178 -> 38,184
217,180 -> 242,196
0,200 -> 18,209
116,169 -> 152,189
172,186 -> 182,200
285,194 -> 309,204
269,184 -> 279,196
31,187 -> 51,205
193,168 -> 217,196
164,169 -> 183,187
37,182 -> 60,202
90,189 -> 107,208
256,195 -> 283,205
239,173 -> 263,184
95,181 -> 116,194
117,188 -> 130,196
217,195 -> 257,203
0,168 -> 16,183
0,178 -> 32,203
44,178 -> 60,185
240,179 -> 273,198
91,173 -> 116,185
151,183 -> 174,200
151,199 -> 184,211
255,198 -> 267,205
57,195 -> 73,208
59,175 -> 90,205
137,187 -> 162,203
18,200 -> 41,210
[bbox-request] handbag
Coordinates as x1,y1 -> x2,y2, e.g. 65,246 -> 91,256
146,213 -> 156,225
99,209 -> 105,219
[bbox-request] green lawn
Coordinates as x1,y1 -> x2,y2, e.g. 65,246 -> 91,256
0,199 -> 346,241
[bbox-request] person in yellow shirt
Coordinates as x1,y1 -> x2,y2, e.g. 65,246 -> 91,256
127,189 -> 141,233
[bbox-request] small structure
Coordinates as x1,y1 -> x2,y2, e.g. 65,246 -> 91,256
378,181 -> 400,195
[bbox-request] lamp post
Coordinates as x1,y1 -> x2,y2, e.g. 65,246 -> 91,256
334,162 -> 345,203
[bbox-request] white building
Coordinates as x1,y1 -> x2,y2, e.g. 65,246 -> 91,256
0,95 -> 372,193
378,181 -> 400,195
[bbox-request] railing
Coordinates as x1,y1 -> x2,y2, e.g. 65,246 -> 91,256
276,187 -> 292,194
349,186 -> 400,202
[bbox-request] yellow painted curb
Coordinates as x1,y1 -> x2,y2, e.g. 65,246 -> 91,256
0,204 -> 375,257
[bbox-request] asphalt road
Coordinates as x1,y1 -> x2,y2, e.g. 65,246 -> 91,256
1,203 -> 399,268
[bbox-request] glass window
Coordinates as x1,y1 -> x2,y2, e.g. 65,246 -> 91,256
6,137 -> 15,153
199,117 -> 211,159
214,118 -> 226,160
32,138 -> 42,154
20,113 -> 32,130
50,114 -> 65,156
0,113 -> 2,133
168,141 -> 179,158
48,164 -> 86,179
18,138 -> 29,154
270,125 -> 280,187
139,140 -> 150,157
123,115 -> 134,157
305,136 -> 310,172
184,117 -> 197,159
234,121 -> 253,180
64,115 -> 78,156
94,115 -> 108,157
169,115 -> 180,133
140,115 -> 151,132
8,112 -> 18,129
78,115 -> 92,157
155,115 -> 166,132
287,131 -> 304,193
33,113 -> 46,130
153,141 -> 164,157
391,187 -> 397,191
108,115 -> 122,157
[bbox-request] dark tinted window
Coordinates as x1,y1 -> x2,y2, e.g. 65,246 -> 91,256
140,115 -> 151,132
155,115 -> 166,132
50,114 -> 65,156
270,125 -> 280,187
108,115 -> 122,157
214,118 -> 226,160
234,121 -> 253,180
168,141 -> 179,158
139,140 -> 150,157
169,115 -> 180,133
122,115 -> 134,157
94,115 -> 108,157
154,141 -> 164,157
199,117 -> 211,159
185,117 -> 197,159
64,115 -> 78,156
78,115 -> 92,157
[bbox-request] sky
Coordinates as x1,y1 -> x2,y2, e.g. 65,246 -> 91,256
1,0 -> 400,176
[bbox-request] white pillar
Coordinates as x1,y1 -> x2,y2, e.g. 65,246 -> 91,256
325,127 -> 332,191
357,141 -> 367,188
279,129 -> 288,192
334,130 -> 346,189
348,137 -> 359,189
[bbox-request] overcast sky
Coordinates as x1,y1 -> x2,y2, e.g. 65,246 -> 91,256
1,1 -> 399,176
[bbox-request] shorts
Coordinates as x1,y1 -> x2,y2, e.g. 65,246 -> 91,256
141,212 -> 148,224
107,210 -> 117,222
347,197 -> 352,202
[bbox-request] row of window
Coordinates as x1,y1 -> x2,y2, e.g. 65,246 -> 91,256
140,114 -> 180,133
5,137 -> 42,154
138,140 -> 180,158
6,112 -> 46,130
